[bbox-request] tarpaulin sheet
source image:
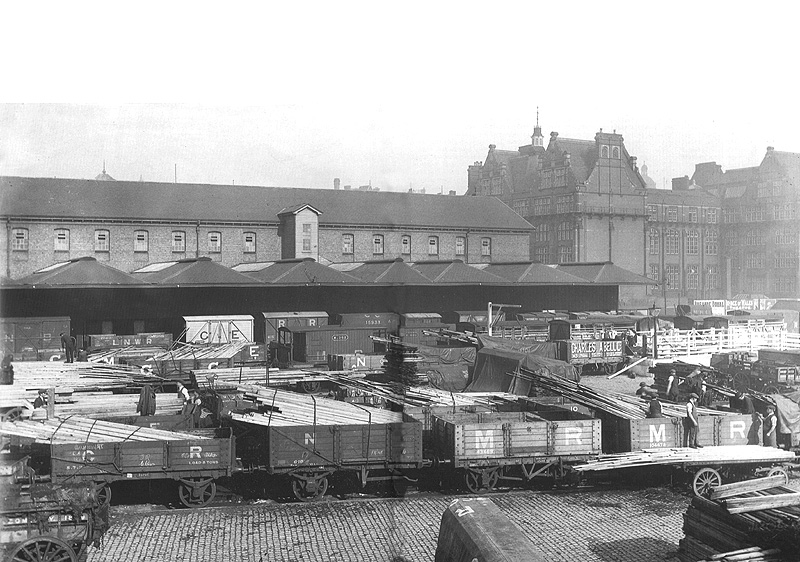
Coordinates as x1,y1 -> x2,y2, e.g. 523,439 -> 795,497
771,391 -> 800,435
466,347 -> 578,395
423,363 -> 471,392
415,344 -> 476,365
477,335 -> 558,358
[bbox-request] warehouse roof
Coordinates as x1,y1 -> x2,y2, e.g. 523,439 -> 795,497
474,262 -> 588,284
410,260 -> 508,284
0,176 -> 533,231
131,257 -> 260,286
15,256 -> 148,287
554,262 -> 657,285
232,258 -> 360,284
330,258 -> 432,284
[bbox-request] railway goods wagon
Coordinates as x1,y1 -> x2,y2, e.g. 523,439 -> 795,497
262,311 -> 328,344
432,411 -> 601,493
0,316 -> 71,361
284,325 -> 390,364
228,414 -> 423,501
600,413 -> 753,453
327,352 -> 385,371
442,310 -> 492,334
331,312 -> 400,332
39,427 -> 235,508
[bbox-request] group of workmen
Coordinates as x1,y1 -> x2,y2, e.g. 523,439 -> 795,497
635,367 -> 779,449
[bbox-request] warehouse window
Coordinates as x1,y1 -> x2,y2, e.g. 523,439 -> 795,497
342,234 -> 354,255
665,264 -> 680,289
557,245 -> 573,263
428,236 -> 439,255
665,229 -> 679,255
244,232 -> 256,254
455,237 -> 465,256
134,230 -> 149,252
172,231 -> 186,253
648,228 -> 659,255
557,221 -> 572,241
706,266 -> 719,290
666,207 -> 678,222
686,230 -> 699,255
687,207 -> 698,223
687,265 -> 699,290
95,229 -> 110,252
646,205 -> 658,221
11,228 -> 28,251
401,235 -> 411,255
648,264 -> 659,282
705,229 -> 718,255
534,246 -> 550,264
303,238 -> 312,252
534,224 -> 549,242
54,228 -> 70,252
208,231 -> 222,253
481,237 -> 491,256
373,234 -> 384,255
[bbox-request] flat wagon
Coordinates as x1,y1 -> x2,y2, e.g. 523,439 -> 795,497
432,410 -> 601,492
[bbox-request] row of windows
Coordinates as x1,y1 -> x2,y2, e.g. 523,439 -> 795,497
648,229 -> 718,256
723,205 -> 797,223
648,264 -> 720,290
349,234 -> 492,257
646,205 -> 718,224
739,252 -> 800,270
724,229 -> 799,247
11,228 -> 255,254
533,245 -> 574,264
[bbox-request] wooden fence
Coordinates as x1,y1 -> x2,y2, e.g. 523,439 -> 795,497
640,327 -> 800,360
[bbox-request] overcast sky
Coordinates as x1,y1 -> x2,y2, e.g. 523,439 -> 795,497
2,2 -> 798,194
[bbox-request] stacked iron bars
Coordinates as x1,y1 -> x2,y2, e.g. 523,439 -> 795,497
680,475 -> 800,561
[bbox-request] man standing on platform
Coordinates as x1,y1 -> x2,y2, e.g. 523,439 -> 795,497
763,406 -> 778,448
683,393 -> 702,448
60,332 -> 76,363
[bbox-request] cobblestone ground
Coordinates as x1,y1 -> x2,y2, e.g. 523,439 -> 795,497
85,487 -> 689,562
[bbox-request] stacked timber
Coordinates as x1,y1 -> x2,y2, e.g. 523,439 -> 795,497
152,341 -> 255,378
0,415 -> 207,443
228,387 -> 405,427
10,361 -> 161,393
680,476 -> 800,561
574,446 -> 797,472
88,346 -> 168,365
54,391 -> 183,418
191,366 -> 362,388
383,337 -> 425,390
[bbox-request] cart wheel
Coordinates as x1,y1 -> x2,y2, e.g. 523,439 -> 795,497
1,407 -> 25,422
692,467 -> 722,497
178,479 -> 217,508
732,372 -> 750,392
300,381 -> 321,393
95,482 -> 111,507
763,385 -> 780,395
9,536 -> 77,562
767,467 -> 789,485
291,475 -> 328,501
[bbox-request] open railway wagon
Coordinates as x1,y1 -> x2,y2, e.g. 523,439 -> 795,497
1,454 -> 107,562
431,409 -> 601,493
219,388 -> 423,501
722,348 -> 800,394
1,416 -> 236,509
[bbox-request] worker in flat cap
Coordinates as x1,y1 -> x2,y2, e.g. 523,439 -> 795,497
763,405 -> 778,448
33,389 -> 48,409
666,368 -> 680,402
683,392 -> 702,448
646,391 -> 662,419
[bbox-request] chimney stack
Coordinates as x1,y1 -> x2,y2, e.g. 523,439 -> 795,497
334,178 -> 340,190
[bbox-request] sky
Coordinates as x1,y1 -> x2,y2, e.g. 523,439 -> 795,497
2,2 -> 798,194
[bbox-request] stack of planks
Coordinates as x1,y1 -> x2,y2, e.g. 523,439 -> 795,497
153,341 -> 253,363
10,361 -> 161,393
228,387 -> 405,427
88,346 -> 168,365
680,475 -> 800,561
191,366 -> 359,388
53,391 -> 184,418
574,446 -> 797,472
382,337 -> 425,390
516,365 -> 721,420
0,415 -> 206,443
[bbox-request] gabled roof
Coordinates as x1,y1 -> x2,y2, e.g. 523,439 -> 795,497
409,260 -> 508,284
329,258 -> 431,284
131,257 -> 260,286
232,258 -> 359,284
554,262 -> 657,285
0,176 -> 533,232
545,136 -> 597,184
475,262 -> 588,284
15,256 -> 148,287
277,204 -> 322,216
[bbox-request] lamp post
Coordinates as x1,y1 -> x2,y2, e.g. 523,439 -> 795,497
649,302 -> 660,359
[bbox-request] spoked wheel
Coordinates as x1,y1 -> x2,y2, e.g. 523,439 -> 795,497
1,407 -> 25,422
763,385 -> 780,395
300,380 -> 321,393
95,482 -> 111,507
464,467 -> 500,493
9,536 -> 77,562
732,372 -> 750,393
291,473 -> 329,501
178,478 -> 217,508
767,466 -> 790,485
692,467 -> 722,498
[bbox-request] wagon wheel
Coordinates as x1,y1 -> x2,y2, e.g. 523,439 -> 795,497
732,372 -> 750,392
9,536 -> 77,562
291,474 -> 329,501
178,479 -> 217,508
692,467 -> 722,498
763,385 -> 780,395
94,482 -> 111,507
300,380 -> 321,393
767,466 -> 790,485
464,467 -> 500,493
1,407 -> 25,422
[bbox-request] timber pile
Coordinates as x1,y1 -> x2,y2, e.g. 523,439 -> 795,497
515,366 -> 719,419
0,415 -> 207,443
227,387 -> 404,427
680,476 -> 800,561
153,341 -> 253,362
88,346 -> 168,364
8,361 -> 162,395
382,337 -> 425,390
191,366 -> 369,388
574,446 -> 797,472
54,391 -> 183,418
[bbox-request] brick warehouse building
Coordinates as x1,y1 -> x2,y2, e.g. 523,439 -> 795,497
0,175 -> 533,279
